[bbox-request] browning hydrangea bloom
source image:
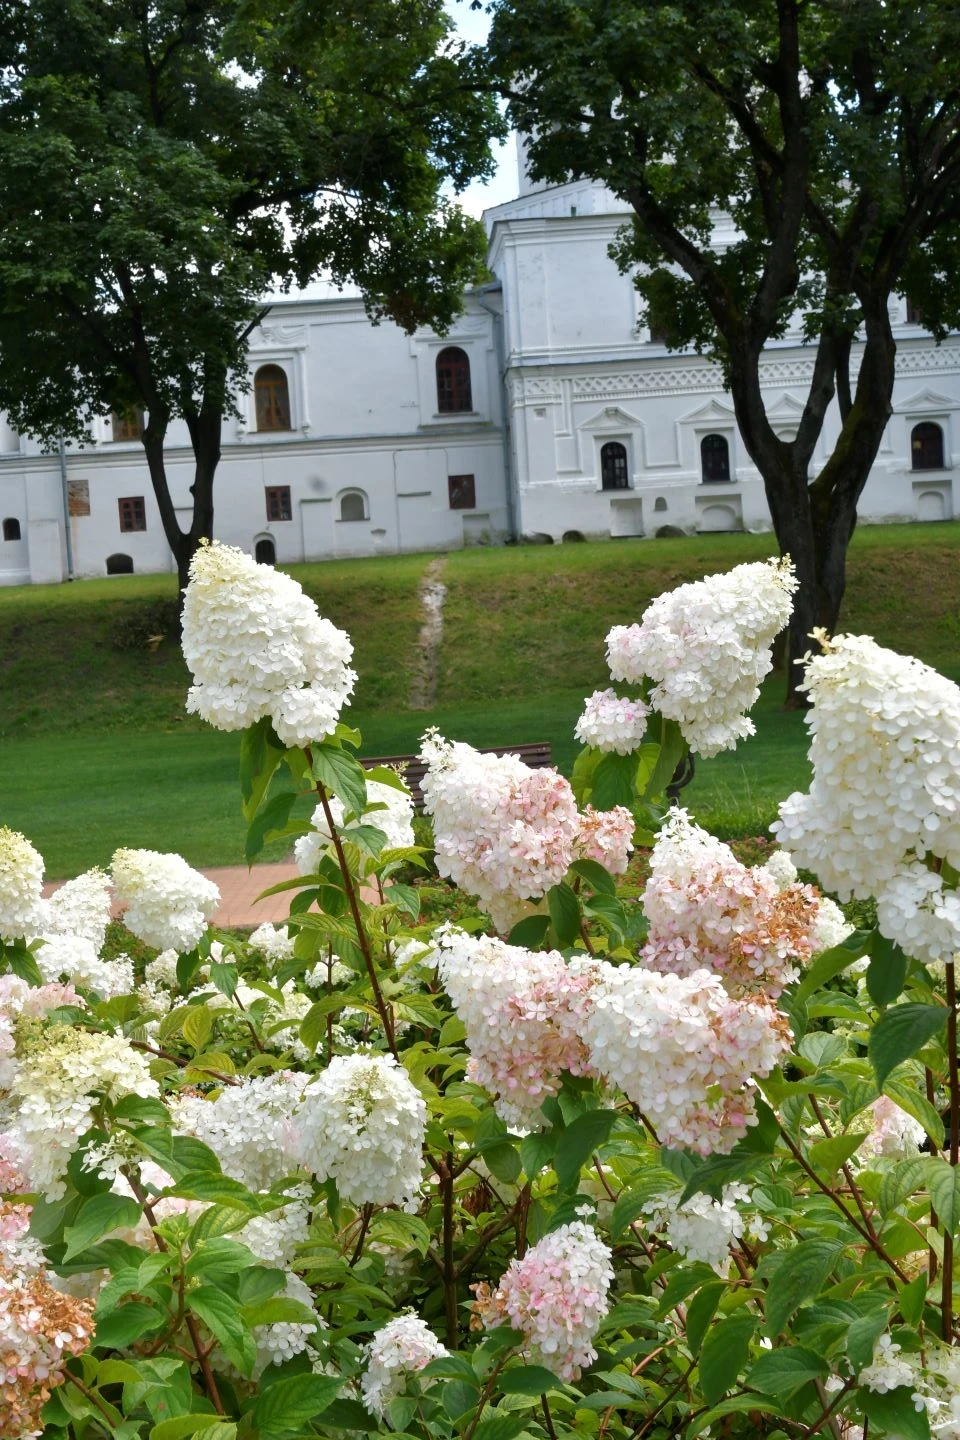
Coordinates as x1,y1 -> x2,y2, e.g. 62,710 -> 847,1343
0,827 -> 44,941
431,927 -> 596,1130
111,847 -> 220,951
294,1053 -> 426,1208
577,959 -> 790,1154
640,808 -> 821,998
0,1266 -> 95,1438
473,1221 -> 613,1379
774,633 -> 960,962
606,557 -> 796,757
181,540 -> 356,745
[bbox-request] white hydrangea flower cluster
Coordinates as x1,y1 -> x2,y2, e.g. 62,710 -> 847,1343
294,780 -> 416,875
775,633 -> 960,963
242,1188 -> 312,1268
577,960 -> 790,1154
0,827 -> 44,941
361,1312 -> 448,1417
9,1026 -> 159,1200
606,557 -> 797,757
644,1183 -> 764,1268
33,934 -> 133,1000
575,688 -> 650,754
859,1333 -> 921,1394
640,808 -> 821,998
474,1221 -> 613,1380
761,851 -> 856,954
431,928 -> 596,1130
856,1096 -> 926,1161
111,848 -> 220,951
295,1053 -> 426,1208
420,733 -> 632,930
144,949 -> 181,989
36,869 -> 112,950
171,1071 -> 309,1192
248,923 -> 295,967
251,1271 -> 318,1378
181,540 -> 356,746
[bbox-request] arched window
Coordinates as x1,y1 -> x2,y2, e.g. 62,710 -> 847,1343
339,491 -> 367,522
255,537 -> 277,565
701,433 -> 731,482
436,347 -> 472,413
2,517 -> 20,541
106,552 -> 134,575
911,421 -> 945,470
254,365 -> 292,432
600,441 -> 629,491
111,408 -> 144,441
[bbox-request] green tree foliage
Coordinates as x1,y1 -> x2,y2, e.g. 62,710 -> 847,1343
486,0 -> 960,699
0,0 -> 502,590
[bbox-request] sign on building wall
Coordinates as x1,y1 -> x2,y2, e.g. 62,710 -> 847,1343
67,479 -> 90,517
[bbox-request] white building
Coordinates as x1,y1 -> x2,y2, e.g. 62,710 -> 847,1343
1,160 -> 958,585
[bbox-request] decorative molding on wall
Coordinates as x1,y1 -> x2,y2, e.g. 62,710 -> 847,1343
507,341 -> 960,409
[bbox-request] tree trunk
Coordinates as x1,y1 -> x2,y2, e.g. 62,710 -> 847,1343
728,301 -> 896,707
141,404 -> 223,606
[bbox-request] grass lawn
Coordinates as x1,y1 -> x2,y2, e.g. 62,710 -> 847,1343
1,522 -> 957,876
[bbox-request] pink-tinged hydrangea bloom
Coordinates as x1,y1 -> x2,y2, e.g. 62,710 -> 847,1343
575,689 -> 650,754
0,827 -> 44,941
775,633 -> 960,962
474,1221 -> 613,1380
606,557 -> 796,757
361,1312 -> 448,1416
0,1267 -> 95,1438
575,804 -> 635,875
856,1096 -> 926,1162
431,928 -> 596,1130
641,809 -> 821,998
420,732 -> 582,931
577,960 -> 790,1154
182,540 -> 356,745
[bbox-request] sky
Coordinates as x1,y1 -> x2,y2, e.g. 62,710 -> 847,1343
445,0 -> 518,217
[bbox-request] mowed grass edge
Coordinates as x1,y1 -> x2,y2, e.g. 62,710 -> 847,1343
1,522 -> 957,875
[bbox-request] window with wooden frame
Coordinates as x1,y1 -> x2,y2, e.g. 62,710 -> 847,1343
436,347 -> 473,413
700,433 -> 732,482
448,474 -> 476,510
906,299 -> 925,326
112,408 -> 144,441
118,496 -> 146,532
911,421 -> 945,470
254,365 -> 292,432
265,485 -> 292,522
600,442 -> 629,490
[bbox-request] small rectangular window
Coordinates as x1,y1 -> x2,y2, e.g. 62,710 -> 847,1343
265,486 -> 292,522
448,474 -> 476,510
67,479 -> 90,517
118,496 -> 146,532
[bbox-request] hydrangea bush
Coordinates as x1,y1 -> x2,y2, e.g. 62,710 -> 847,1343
1,541 -> 958,1440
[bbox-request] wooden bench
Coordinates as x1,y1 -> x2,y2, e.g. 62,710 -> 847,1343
361,742 -> 554,811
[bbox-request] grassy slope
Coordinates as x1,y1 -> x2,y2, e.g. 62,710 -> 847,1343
2,523 -> 957,875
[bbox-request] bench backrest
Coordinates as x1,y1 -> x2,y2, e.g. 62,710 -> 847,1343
361,742 -> 554,811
